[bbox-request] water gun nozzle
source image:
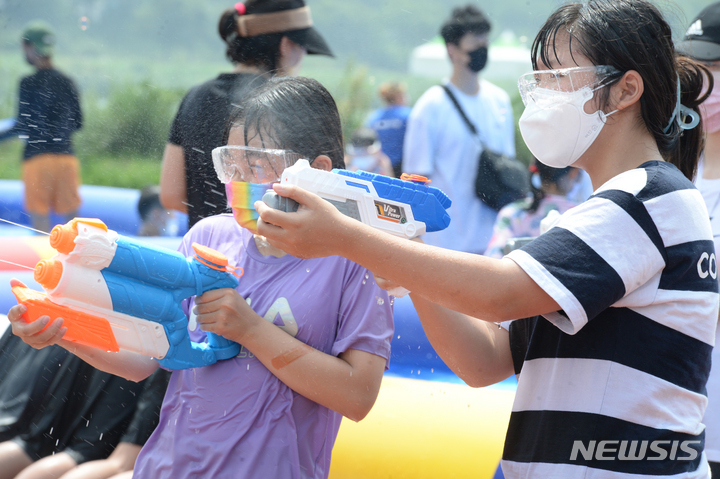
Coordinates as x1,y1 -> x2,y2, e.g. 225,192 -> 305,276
34,259 -> 63,290
50,223 -> 77,254
50,218 -> 109,254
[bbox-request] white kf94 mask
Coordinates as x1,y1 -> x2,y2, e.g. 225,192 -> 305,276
517,65 -> 621,168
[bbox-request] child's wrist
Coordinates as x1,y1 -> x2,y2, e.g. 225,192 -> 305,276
237,311 -> 266,347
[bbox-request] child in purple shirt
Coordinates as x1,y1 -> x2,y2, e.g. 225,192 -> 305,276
8,77 -> 394,479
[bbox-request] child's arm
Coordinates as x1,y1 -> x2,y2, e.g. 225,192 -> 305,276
409,294 -> 514,387
255,184 -> 560,323
194,288 -> 386,422
159,143 -> 188,213
7,284 -> 159,383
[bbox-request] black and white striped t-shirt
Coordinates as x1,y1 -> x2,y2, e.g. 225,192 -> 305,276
504,161 -> 719,478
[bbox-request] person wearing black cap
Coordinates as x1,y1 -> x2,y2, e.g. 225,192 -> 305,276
159,0 -> 333,230
678,4 -> 720,476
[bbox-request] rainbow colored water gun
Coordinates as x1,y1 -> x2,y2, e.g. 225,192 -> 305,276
263,160 -> 452,239
11,218 -> 242,370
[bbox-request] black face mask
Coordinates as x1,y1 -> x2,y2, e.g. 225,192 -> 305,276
466,46 -> 488,72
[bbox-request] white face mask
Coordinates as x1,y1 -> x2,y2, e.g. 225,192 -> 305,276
518,86 -> 616,168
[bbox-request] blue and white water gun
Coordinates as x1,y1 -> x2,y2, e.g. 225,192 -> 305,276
12,218 -> 242,370
263,160 -> 452,239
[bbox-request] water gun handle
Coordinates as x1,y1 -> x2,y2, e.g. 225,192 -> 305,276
207,334 -> 240,361
263,191 -> 299,213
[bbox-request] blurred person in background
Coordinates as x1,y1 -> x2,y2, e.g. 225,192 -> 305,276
484,159 -> 581,259
136,185 -> 178,236
159,0 -> 333,230
365,81 -> 411,178
4,21 -> 83,234
402,5 -> 515,255
678,3 -> 720,477
344,127 -> 394,176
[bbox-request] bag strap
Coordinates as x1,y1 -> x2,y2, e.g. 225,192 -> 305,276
441,84 -> 484,146
441,84 -> 477,134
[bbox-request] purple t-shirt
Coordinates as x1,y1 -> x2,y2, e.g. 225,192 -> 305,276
134,215 -> 394,479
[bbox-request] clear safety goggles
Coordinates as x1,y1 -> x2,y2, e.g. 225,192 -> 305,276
211,145 -> 305,184
518,65 -> 623,106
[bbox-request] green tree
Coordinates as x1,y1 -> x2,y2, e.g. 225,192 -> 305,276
332,60 -> 373,143
75,81 -> 184,159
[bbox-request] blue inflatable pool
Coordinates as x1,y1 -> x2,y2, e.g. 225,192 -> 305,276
0,179 -> 187,237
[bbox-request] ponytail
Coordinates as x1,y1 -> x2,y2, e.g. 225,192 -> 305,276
663,58 -> 711,180
217,1 -> 284,72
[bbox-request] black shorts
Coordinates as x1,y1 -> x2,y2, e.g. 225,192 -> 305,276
0,329 -> 74,442
1,332 -> 146,465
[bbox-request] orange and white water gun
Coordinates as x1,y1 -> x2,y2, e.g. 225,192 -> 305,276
12,218 -> 242,370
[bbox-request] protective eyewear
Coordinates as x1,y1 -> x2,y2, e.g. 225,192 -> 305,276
211,145 -> 305,184
518,65 -> 623,106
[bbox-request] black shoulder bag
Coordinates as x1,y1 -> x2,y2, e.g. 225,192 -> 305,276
441,85 -> 529,211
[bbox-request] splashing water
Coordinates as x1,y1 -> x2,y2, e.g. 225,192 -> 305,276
0,259 -> 35,271
0,217 -> 50,235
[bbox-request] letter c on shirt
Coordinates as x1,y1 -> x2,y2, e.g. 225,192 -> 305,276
697,252 -> 718,280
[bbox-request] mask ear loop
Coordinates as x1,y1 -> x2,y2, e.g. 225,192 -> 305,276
678,104 -> 700,130
664,74 -> 700,133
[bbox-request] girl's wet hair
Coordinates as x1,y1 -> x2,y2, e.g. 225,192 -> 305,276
225,77 -> 345,169
532,0 -> 711,180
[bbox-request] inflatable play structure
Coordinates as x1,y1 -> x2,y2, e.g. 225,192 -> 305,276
0,181 -> 515,478
0,179 -> 188,238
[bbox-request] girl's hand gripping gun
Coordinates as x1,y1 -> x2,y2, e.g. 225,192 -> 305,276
263,160 -> 452,239
11,218 -> 242,370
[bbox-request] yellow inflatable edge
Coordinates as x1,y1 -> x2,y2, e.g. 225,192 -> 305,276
329,375 -> 515,479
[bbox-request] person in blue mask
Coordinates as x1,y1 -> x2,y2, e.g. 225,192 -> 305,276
255,0 -> 716,477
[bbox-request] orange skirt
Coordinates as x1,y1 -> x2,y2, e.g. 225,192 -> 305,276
22,154 -> 82,215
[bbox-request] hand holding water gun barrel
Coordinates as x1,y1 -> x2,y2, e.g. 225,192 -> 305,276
10,217 -> 243,370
